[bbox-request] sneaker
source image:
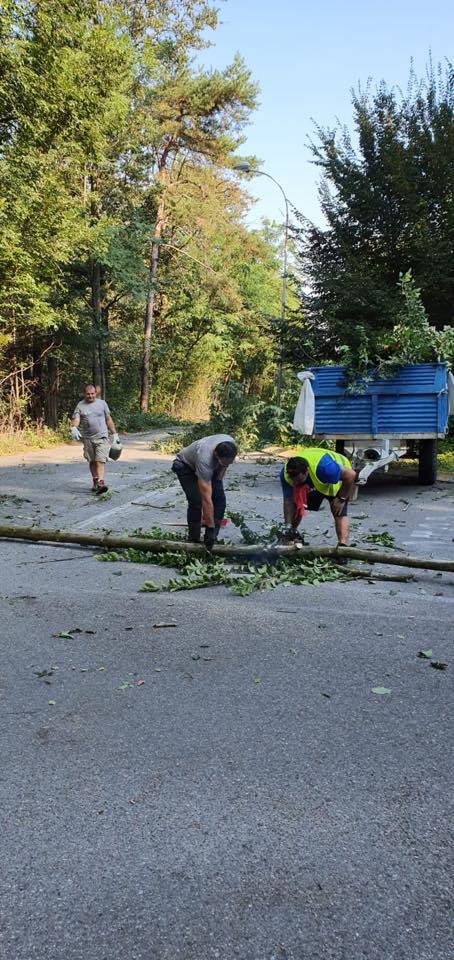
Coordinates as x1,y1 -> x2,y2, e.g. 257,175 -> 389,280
95,483 -> 108,495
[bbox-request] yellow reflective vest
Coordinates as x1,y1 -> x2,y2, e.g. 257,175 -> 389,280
283,447 -> 351,497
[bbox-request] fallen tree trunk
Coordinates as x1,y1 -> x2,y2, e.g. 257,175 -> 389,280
0,524 -> 453,573
330,565 -> 415,583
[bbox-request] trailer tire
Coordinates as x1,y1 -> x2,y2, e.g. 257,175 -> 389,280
418,440 -> 437,485
335,440 -> 345,455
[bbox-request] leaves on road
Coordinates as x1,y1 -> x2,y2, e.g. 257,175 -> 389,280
364,531 -> 397,549
430,661 -> 448,670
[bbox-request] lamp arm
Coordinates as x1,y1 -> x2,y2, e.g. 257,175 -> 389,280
255,170 -> 290,223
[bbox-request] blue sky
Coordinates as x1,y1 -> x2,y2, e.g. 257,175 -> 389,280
198,0 -> 453,228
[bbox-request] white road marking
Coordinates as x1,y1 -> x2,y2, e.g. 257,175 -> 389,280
402,541 -> 448,547
424,504 -> 454,512
75,492 -> 159,529
71,472 -> 158,483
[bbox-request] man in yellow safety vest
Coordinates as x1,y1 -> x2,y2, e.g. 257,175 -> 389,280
281,447 -> 357,547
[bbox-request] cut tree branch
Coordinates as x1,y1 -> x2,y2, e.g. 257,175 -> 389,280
0,525 -> 453,573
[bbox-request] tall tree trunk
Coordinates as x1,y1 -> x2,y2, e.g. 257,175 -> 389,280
29,340 -> 45,423
140,196 -> 165,412
89,173 -> 106,397
46,353 -> 59,428
90,258 -> 105,397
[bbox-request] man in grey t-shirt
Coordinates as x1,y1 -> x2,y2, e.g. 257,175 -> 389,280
172,434 -> 238,547
70,384 -> 120,494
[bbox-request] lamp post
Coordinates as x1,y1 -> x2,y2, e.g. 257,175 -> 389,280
233,161 -> 290,406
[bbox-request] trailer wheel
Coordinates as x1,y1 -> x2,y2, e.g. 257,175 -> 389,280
335,440 -> 345,455
418,440 -> 437,485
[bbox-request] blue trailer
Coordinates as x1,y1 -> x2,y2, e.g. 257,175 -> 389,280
308,362 -> 451,484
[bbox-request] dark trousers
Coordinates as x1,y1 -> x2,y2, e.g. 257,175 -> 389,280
172,459 -> 226,530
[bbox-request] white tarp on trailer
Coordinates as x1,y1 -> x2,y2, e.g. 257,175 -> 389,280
293,371 -> 315,435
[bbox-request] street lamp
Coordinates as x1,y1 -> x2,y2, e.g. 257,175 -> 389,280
233,161 -> 290,406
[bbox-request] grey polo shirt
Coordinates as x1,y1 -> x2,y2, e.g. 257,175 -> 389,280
177,434 -> 236,482
73,399 -> 110,439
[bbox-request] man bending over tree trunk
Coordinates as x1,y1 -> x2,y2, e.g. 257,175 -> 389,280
172,435 -> 238,548
281,447 -> 357,548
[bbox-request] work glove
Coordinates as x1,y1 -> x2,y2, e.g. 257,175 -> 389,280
70,426 -> 82,441
280,527 -> 307,545
280,526 -> 298,543
111,432 -> 120,444
203,527 -> 216,550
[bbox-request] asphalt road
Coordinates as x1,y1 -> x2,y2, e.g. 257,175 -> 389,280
1,435 -> 453,960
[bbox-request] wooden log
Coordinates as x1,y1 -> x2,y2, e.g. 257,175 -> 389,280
0,524 -> 453,573
330,565 -> 415,583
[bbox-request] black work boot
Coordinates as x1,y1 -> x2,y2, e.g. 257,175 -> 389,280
187,523 -> 201,543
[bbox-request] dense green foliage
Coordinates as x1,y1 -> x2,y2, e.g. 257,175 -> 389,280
292,62 -> 454,374
94,523 -> 347,595
0,0 -> 288,431
1,18 -> 453,448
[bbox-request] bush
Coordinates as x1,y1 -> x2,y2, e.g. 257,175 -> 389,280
116,411 -> 185,432
151,421 -> 208,453
209,381 -> 297,449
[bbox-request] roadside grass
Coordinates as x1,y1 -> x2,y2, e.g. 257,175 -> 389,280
0,425 -> 69,457
438,438 -> 454,473
0,414 -> 188,458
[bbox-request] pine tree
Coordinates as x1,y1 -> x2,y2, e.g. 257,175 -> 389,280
294,61 -> 454,362
134,26 -> 258,409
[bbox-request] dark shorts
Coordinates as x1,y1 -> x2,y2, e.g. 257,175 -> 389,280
306,488 -> 348,517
